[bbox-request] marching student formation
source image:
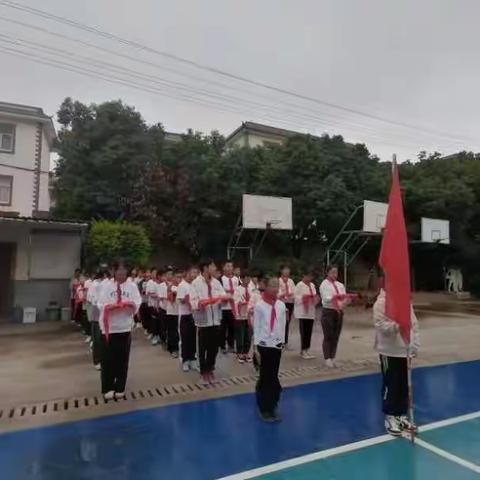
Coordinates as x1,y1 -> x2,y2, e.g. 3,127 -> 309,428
69,259 -> 419,433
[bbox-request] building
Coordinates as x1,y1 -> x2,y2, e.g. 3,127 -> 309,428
225,121 -> 307,149
0,101 -> 87,323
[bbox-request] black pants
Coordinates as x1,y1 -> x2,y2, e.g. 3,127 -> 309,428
180,315 -> 197,362
298,318 -> 314,350
256,346 -> 282,415
380,355 -> 409,416
91,322 -> 102,366
285,303 -> 294,345
100,332 -> 131,394
150,308 -> 160,336
221,310 -> 236,350
79,309 -> 90,336
198,326 -> 220,374
158,308 -> 167,343
321,308 -> 344,359
166,314 -> 179,353
139,303 -> 149,331
235,320 -> 251,354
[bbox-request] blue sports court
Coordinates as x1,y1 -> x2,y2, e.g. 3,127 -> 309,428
1,359 -> 480,479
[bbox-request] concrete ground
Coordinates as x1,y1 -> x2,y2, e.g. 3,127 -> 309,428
0,292 -> 479,431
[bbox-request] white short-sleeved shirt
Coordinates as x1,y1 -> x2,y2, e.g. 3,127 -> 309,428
177,280 -> 194,316
253,298 -> 286,348
278,277 -> 295,304
221,275 -> 239,311
233,285 -> 251,320
157,282 -> 168,311
166,284 -> 179,316
145,279 -> 158,308
319,279 -> 346,310
191,275 -> 225,327
294,281 -> 317,320
98,280 -> 141,334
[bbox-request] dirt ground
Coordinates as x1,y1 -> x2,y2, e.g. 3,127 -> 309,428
0,292 -> 479,431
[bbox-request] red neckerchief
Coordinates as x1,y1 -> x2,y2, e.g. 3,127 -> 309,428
245,287 -> 250,303
262,292 -> 277,331
281,276 -> 291,297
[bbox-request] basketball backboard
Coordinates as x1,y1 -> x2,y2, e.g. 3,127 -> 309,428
363,200 -> 388,233
421,218 -> 450,244
242,194 -> 293,230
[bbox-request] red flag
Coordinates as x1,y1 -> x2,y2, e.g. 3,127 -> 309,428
379,162 -> 411,344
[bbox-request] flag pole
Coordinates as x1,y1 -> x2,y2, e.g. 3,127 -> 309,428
407,346 -> 416,443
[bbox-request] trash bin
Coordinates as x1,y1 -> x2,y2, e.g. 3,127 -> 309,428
61,307 -> 71,322
23,307 -> 37,324
46,305 -> 61,322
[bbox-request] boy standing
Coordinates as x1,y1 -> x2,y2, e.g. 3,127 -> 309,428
253,277 -> 286,422
278,265 -> 295,348
220,261 -> 239,354
177,266 -> 199,372
166,268 -> 182,358
374,287 -> 419,436
191,259 -> 226,384
234,272 -> 252,363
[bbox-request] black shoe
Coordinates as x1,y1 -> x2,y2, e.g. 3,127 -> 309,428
258,410 -> 276,422
221,348 -> 228,355
271,411 -> 282,422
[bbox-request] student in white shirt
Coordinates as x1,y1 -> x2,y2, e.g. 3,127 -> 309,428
87,270 -> 104,370
374,279 -> 419,436
278,265 -> 295,348
97,262 -> 141,400
191,259 -> 226,385
254,277 -> 286,422
248,275 -> 260,295
319,265 -> 347,368
145,268 -> 158,341
177,265 -> 199,372
69,268 -> 81,322
157,268 -> 170,347
220,261 -> 240,354
138,269 -> 151,333
234,272 -> 252,363
166,268 -> 182,358
294,269 -> 319,360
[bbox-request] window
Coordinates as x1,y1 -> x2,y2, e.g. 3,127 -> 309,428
0,123 -> 15,153
0,175 -> 12,205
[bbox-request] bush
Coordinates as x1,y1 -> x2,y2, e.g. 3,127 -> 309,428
87,221 -> 151,267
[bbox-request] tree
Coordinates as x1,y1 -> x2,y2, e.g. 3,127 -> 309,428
87,221 -> 151,267
53,98 -> 157,221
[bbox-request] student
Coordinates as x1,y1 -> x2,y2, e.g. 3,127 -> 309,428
253,277 -> 286,422
149,269 -> 164,345
191,259 -> 226,384
220,261 -> 239,354
166,268 -> 182,358
374,285 -> 419,436
74,276 -> 90,338
177,266 -> 199,372
97,262 -> 141,400
157,268 -> 171,348
248,275 -> 260,296
294,270 -> 319,360
69,268 -> 81,322
87,270 -> 104,370
234,266 -> 242,282
138,269 -> 151,334
145,268 -> 158,342
319,265 -> 348,368
234,272 -> 252,363
278,265 -> 295,348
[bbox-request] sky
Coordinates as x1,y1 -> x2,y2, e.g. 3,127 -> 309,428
1,0 -> 480,162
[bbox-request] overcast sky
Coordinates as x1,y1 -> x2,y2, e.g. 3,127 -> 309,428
1,0 -> 480,162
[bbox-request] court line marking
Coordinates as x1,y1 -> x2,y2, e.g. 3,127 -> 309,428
217,434 -> 395,479
415,438 -> 480,474
218,410 -> 480,479
419,410 -> 480,432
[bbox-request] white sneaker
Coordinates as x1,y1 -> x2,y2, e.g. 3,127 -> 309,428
171,351 -> 179,359
325,359 -> 335,368
189,361 -> 200,372
103,391 -> 115,401
399,415 -> 417,433
301,351 -> 316,360
182,362 -> 190,372
151,336 -> 159,346
115,392 -> 126,400
147,334 -> 153,340
385,415 -> 402,436
84,336 -> 91,344
94,363 -> 101,371
135,322 -> 142,329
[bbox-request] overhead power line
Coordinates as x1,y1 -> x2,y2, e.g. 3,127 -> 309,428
0,0 -> 476,146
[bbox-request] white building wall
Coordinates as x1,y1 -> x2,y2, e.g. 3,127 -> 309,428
38,172 -> 50,212
0,165 -> 34,216
0,120 -> 37,169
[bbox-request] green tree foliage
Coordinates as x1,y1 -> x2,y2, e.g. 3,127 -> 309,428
87,221 -> 151,267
